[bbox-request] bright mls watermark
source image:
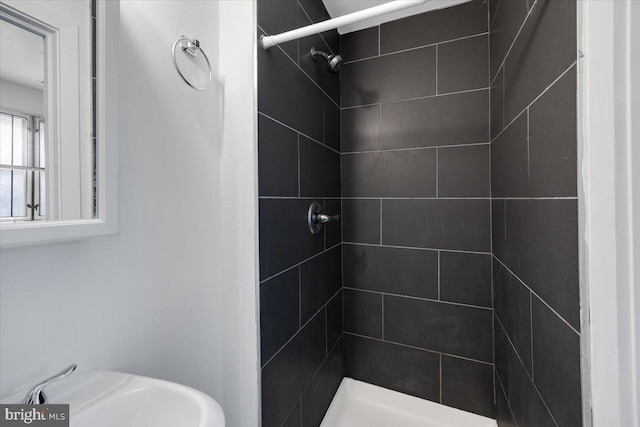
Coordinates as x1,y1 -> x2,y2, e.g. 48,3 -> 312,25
0,405 -> 69,426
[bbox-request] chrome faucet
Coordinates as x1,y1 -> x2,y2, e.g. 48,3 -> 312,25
307,201 -> 340,235
23,364 -> 77,404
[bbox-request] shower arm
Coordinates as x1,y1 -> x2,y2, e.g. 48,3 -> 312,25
260,0 -> 427,50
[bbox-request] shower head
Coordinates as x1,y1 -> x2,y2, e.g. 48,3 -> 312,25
311,47 -> 343,73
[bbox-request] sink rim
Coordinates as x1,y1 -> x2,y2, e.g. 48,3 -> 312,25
1,369 -> 225,427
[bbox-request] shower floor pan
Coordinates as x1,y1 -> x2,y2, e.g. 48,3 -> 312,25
320,378 -> 497,427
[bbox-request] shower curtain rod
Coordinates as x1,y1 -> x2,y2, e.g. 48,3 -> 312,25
260,0 -> 427,50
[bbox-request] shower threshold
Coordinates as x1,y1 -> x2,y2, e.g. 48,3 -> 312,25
320,378 -> 497,427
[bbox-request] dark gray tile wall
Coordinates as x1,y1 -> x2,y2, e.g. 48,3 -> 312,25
342,149 -> 437,197
382,199 -> 491,252
343,289 -> 383,338
379,90 -> 489,149
490,0 -> 582,425
341,46 -> 437,107
345,334 -> 441,402
340,1 -> 493,419
379,0 -> 487,53
258,1 -> 343,426
441,355 -> 495,417
440,252 -> 492,307
343,244 -> 438,299
384,295 -> 493,362
260,0 -> 582,425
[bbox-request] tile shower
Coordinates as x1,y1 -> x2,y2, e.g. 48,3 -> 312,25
258,0 -> 581,426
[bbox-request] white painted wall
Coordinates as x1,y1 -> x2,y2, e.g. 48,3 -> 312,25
0,80 -> 44,116
613,1 -> 640,424
580,0 -> 640,425
0,1 -> 260,425
218,1 -> 261,425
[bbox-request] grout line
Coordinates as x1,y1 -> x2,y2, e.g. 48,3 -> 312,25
381,294 -> 385,340
495,314 -> 532,378
495,313 -> 560,427
342,196 -> 491,200
280,42 -> 340,108
297,1 -> 334,55
530,291 -> 534,381
492,312 -> 497,406
297,134 -> 301,197
495,368 -> 520,426
344,32 -> 490,65
526,108 -> 530,183
437,250 -> 441,300
258,112 -> 340,154
343,287 -> 493,311
490,0 -> 502,28
502,64 -> 506,131
435,148 -> 439,197
342,87 -> 490,110
294,333 -> 344,413
259,195 -> 498,201
378,104 -> 382,151
262,286 -> 343,369
260,242 -> 342,284
318,29 -> 333,56
260,196 -> 342,200
343,141 -> 491,154
323,98 -> 326,145
260,196 -> 576,200
259,24 -> 341,110
279,398 -> 302,427
340,156 -> 344,240
503,200 -> 507,252
342,241 -> 491,256
345,332 -> 494,366
435,44 -> 439,95
493,255 -> 580,335
490,61 -> 577,143
337,250 -> 344,323
279,332 -> 345,427
325,305 -> 328,355
340,104 -> 344,151
490,57 -> 500,88
489,0 -> 536,85
379,199 -> 383,244
298,268 -> 302,328
439,354 -> 443,403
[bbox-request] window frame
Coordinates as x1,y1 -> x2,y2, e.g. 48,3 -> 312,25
0,108 -> 47,222
0,0 -> 119,248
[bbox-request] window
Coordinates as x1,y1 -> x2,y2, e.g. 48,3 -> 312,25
0,110 -> 46,220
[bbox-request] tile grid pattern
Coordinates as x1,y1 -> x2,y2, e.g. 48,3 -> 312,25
257,1 -> 344,426
340,0 -> 495,418
489,0 -> 582,426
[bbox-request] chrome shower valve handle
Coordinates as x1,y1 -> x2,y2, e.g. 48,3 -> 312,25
314,213 -> 340,224
308,201 -> 340,235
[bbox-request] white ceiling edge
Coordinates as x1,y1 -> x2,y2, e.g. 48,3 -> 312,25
322,0 -> 473,34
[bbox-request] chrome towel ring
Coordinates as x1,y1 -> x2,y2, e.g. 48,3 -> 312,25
172,35 -> 212,91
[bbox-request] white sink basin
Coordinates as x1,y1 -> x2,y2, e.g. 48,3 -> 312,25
2,370 -> 224,427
